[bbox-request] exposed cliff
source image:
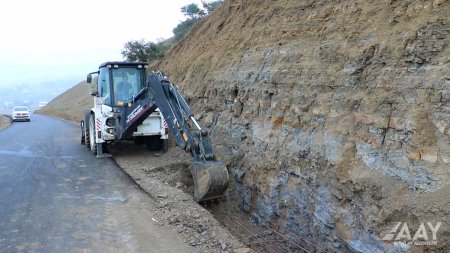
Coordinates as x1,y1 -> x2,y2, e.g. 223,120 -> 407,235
155,0 -> 450,252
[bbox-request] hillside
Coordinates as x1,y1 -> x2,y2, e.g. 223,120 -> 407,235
41,0 -> 450,252
38,81 -> 92,123
155,0 -> 449,252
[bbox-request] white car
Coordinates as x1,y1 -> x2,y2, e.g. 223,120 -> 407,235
12,106 -> 31,122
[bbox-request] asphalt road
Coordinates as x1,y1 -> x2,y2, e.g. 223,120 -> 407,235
0,114 -> 194,253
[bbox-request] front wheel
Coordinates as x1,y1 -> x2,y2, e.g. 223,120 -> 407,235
84,127 -> 90,149
80,121 -> 86,144
89,114 -> 97,155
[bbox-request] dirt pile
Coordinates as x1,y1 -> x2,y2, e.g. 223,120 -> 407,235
154,0 -> 450,252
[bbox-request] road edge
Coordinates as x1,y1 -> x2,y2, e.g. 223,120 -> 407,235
35,113 -> 79,126
0,114 -> 12,132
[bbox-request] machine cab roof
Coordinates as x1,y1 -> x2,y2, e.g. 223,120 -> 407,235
98,61 -> 148,69
88,62 -> 148,107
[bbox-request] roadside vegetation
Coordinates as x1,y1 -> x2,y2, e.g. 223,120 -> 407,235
121,0 -> 224,63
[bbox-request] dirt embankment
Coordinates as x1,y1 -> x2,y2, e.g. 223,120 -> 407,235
154,0 -> 450,252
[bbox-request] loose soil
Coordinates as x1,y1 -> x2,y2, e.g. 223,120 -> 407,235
108,141 -> 253,253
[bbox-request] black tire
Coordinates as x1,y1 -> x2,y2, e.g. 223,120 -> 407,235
89,114 -> 97,155
101,142 -> 108,154
83,111 -> 91,148
81,131 -> 85,145
162,139 -> 168,153
145,136 -> 162,151
134,137 -> 145,145
84,128 -> 90,148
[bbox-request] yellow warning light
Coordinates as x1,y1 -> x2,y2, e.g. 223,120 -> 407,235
182,132 -> 189,142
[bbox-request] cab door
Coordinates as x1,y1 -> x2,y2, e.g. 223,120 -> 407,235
98,66 -> 113,107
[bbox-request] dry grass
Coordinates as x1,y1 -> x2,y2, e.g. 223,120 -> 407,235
37,81 -> 93,123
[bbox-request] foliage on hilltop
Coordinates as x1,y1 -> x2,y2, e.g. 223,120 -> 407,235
121,0 -> 224,63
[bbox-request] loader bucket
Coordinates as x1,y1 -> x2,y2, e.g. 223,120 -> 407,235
190,161 -> 229,202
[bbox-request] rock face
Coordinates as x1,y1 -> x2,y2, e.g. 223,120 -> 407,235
156,0 -> 449,252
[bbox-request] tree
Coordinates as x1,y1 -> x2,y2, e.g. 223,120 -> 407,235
172,18 -> 199,41
202,0 -> 224,13
174,1 -> 225,41
181,3 -> 206,19
121,39 -> 167,62
121,40 -> 147,62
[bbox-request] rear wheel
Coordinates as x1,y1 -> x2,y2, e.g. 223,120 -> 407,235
89,114 -> 97,155
134,137 -> 145,145
145,136 -> 162,151
162,139 -> 168,153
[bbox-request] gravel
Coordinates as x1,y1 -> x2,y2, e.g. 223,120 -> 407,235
108,141 -> 252,253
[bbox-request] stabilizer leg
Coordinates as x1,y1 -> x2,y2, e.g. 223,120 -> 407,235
96,143 -> 112,158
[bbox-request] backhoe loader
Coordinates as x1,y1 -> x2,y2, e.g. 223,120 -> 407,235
80,61 -> 229,201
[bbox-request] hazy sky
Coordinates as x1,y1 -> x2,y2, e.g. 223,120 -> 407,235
0,0 -> 204,87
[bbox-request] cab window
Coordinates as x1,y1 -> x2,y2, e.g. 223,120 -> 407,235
112,67 -> 144,106
98,67 -> 111,105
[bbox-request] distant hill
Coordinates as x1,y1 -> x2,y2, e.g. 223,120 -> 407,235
0,78 -> 80,111
37,81 -> 92,123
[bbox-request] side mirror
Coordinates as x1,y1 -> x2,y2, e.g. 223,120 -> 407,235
86,71 -> 99,83
90,90 -> 98,96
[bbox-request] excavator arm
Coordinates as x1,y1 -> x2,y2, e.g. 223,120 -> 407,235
118,72 -> 229,201
147,73 -> 213,160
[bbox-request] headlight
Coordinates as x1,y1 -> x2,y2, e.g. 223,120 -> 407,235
105,117 -> 116,127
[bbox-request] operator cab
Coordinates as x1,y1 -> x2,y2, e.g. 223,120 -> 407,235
87,61 -> 148,107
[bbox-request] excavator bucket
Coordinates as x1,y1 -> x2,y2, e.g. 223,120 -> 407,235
190,161 -> 229,202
